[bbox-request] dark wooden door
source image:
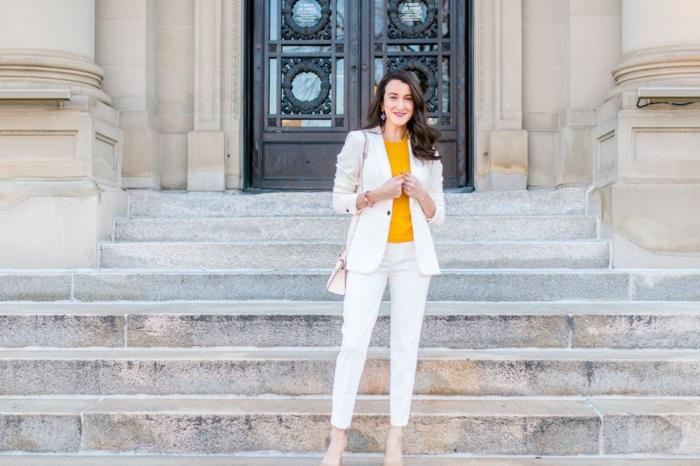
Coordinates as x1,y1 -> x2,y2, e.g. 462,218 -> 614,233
250,0 -> 470,190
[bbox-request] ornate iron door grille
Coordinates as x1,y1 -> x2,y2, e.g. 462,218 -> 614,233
250,0 -> 470,190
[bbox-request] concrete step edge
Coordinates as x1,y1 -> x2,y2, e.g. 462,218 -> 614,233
1,454 -> 699,466
1,347 -> 700,360
3,268 -> 670,274
1,300 -> 698,314
100,240 -> 610,246
115,213 -> 599,221
1,395 -> 699,416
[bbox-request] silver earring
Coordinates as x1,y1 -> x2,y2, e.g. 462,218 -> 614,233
380,111 -> 386,121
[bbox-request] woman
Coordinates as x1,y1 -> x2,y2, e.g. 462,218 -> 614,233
320,69 -> 445,466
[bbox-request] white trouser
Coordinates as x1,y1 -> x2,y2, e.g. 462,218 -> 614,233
330,240 -> 432,429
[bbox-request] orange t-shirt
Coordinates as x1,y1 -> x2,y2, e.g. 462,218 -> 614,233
384,134 -> 413,243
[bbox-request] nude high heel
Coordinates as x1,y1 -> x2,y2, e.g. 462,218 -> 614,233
320,453 -> 344,466
320,461 -> 344,466
320,430 -> 347,466
383,426 -> 404,466
382,460 -> 404,466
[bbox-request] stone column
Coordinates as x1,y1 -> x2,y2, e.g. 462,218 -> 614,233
591,0 -> 700,268
0,0 -> 125,268
614,0 -> 700,90
0,0 -> 110,103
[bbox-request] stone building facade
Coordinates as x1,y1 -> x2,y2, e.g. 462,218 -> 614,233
1,0 -> 699,268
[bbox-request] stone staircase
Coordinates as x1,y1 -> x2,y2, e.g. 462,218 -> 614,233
1,187 -> 700,465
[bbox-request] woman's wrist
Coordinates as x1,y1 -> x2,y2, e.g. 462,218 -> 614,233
355,190 -> 375,210
365,189 -> 377,204
417,190 -> 431,204
355,192 -> 365,210
417,191 -> 436,217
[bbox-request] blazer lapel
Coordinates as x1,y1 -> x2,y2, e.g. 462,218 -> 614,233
368,126 -> 392,181
407,132 -> 417,175
407,132 -> 416,210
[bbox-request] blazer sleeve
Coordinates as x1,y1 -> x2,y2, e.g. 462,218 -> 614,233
332,130 -> 366,215
425,151 -> 446,226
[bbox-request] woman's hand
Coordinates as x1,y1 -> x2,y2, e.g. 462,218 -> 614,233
401,173 -> 426,198
402,173 -> 436,220
369,174 -> 406,202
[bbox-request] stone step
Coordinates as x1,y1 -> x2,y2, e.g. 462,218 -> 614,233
126,187 -> 588,218
1,397 -> 698,455
1,456 -> 699,466
2,348 -> 699,396
3,269 -> 700,301
2,301 -> 700,349
114,214 -> 598,242
98,240 -> 610,269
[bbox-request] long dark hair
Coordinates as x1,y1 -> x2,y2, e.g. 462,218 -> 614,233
363,69 -> 442,162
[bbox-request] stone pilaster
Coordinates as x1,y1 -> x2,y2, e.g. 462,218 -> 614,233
96,0 -> 160,189
187,0 -> 225,191
475,0 -> 528,191
225,0 -> 245,190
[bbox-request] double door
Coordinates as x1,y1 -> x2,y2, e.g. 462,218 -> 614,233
250,0 -> 469,190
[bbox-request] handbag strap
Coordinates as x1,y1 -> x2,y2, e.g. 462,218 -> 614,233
343,130 -> 369,252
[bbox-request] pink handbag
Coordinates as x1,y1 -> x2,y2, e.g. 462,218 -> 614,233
326,131 -> 369,295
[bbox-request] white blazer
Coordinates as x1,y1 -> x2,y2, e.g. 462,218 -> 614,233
331,125 -> 445,275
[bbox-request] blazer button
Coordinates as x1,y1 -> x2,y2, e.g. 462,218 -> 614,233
387,210 -> 391,215
346,209 -> 350,212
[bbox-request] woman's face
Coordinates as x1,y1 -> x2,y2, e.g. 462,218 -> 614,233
380,79 -> 414,128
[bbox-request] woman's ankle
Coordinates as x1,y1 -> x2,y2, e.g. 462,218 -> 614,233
329,425 -> 347,442
388,424 -> 404,434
